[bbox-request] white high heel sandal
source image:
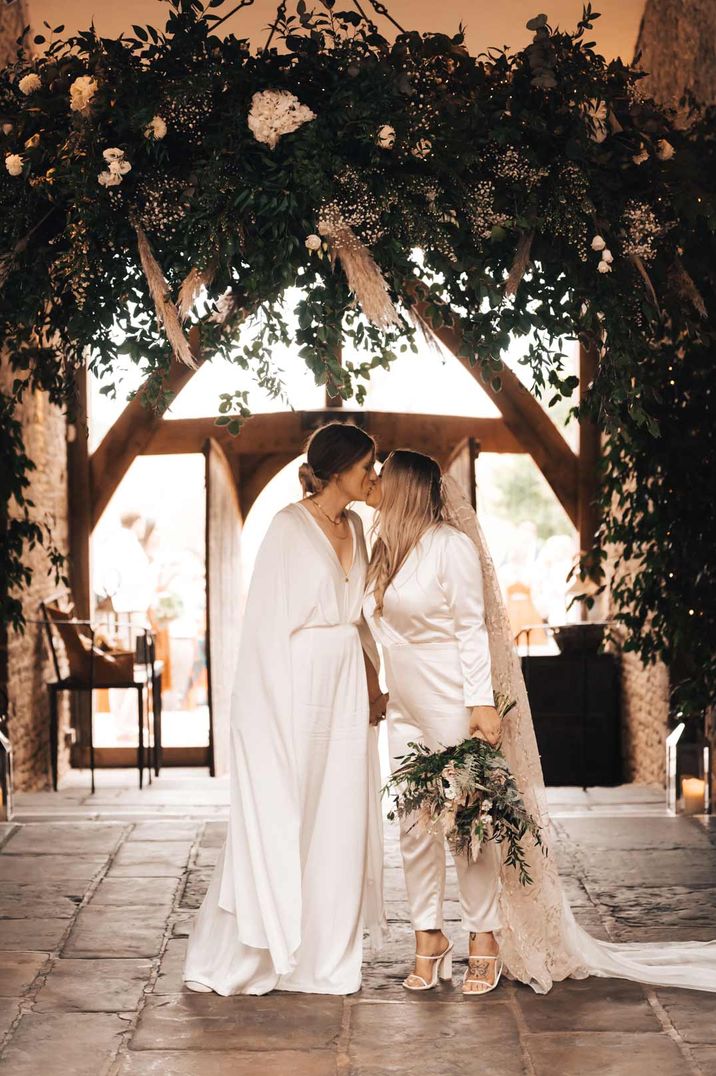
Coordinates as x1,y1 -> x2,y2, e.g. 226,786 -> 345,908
402,941 -> 454,991
462,953 -> 503,996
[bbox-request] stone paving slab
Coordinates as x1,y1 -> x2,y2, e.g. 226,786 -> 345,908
655,987 -> 716,1044
560,816 -> 712,850
128,823 -> 200,843
33,957 -> 153,1013
0,882 -> 83,919
90,877 -> 179,910
198,822 -> 228,848
0,855 -> 107,884
691,1045 -> 716,1076
347,999 -> 524,1075
0,1011 -> 128,1075
179,870 -> 212,910
107,842 -> 193,878
0,952 -> 49,996
0,919 -> 67,952
153,938 -> 187,995
1,824 -> 127,857
596,885 -> 716,943
117,1048 -> 337,1075
131,994 -> 343,1052
63,908 -> 168,959
515,976 -> 659,1032
583,848 -> 716,888
523,1030 -> 688,1076
0,999 -> 19,1040
194,846 -> 221,868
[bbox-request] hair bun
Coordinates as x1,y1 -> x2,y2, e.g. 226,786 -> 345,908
298,461 -> 325,495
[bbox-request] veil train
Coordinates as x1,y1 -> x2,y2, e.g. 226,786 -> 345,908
441,475 -> 716,994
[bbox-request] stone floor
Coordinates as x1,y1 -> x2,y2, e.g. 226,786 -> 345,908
1,770 -> 716,1075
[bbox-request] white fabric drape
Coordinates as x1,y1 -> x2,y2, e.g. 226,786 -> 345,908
440,475 -> 716,994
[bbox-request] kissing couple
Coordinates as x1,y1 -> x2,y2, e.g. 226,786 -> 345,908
184,421 -> 716,997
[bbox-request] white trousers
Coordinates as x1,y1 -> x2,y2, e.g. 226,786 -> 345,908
385,643 -> 502,934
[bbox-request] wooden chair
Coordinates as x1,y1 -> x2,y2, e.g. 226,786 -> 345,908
40,601 -> 161,793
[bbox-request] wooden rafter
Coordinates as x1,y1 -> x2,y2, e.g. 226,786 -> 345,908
90,327 -> 203,529
414,301 -> 579,527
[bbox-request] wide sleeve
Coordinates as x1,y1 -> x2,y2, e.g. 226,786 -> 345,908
438,528 -> 494,707
351,511 -> 381,675
218,510 -> 302,974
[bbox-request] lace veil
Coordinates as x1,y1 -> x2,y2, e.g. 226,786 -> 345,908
441,475 -> 716,994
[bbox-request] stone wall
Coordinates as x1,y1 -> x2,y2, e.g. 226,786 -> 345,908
609,0 -> 716,785
636,0 -> 716,112
1,2 -> 72,791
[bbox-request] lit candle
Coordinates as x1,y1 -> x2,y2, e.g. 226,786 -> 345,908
682,777 -> 706,815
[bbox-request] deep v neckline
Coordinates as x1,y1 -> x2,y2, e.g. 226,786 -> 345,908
297,501 -> 356,579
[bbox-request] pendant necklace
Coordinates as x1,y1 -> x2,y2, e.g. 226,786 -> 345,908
311,496 -> 347,530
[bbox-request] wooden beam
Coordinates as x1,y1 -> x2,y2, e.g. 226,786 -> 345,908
415,302 -> 579,527
89,326 -> 204,530
143,413 -> 525,458
578,341 -> 601,556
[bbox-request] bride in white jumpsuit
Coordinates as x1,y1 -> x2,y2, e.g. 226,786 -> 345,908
364,450 -> 504,994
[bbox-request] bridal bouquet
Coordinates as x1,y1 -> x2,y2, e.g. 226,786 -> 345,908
383,694 -> 544,886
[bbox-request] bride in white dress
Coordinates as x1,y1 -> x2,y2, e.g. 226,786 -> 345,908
183,422 -> 387,996
365,449 -> 716,996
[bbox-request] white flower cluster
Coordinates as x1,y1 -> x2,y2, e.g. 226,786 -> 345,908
376,124 -> 395,149
591,234 -> 613,274
69,75 -> 98,114
4,153 -> 23,177
98,147 -> 131,188
622,201 -> 662,261
590,234 -> 611,273
144,115 -> 167,141
18,73 -> 41,95
247,89 -> 315,150
495,146 -> 548,190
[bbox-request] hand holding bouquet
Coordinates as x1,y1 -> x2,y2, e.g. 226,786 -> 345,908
383,693 -> 544,886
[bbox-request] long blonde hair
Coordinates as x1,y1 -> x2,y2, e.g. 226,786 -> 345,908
367,450 -> 450,615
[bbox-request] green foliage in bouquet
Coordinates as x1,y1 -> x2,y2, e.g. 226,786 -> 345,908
383,696 -> 545,887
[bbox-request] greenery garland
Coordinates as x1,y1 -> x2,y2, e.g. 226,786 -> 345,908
0,1 -> 714,718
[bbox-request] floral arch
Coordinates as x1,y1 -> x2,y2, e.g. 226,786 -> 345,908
0,0 -> 714,715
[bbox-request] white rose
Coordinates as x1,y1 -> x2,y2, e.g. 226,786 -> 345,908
583,98 -> 609,143
102,147 -> 125,162
656,138 -> 675,161
376,124 -> 395,149
69,75 -> 98,114
1,123 -> 13,136
305,233 -> 322,252
591,235 -> 606,252
601,248 -> 613,264
19,73 -> 42,95
144,115 -> 167,140
5,154 -> 23,177
597,260 -> 612,274
98,169 -> 121,187
632,145 -> 649,165
411,137 -> 432,159
108,158 -> 131,175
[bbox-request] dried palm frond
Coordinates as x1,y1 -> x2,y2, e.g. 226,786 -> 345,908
133,219 -> 195,368
630,254 -> 661,319
504,230 -> 535,297
668,258 -> 707,319
177,262 -> 216,322
318,207 -> 400,330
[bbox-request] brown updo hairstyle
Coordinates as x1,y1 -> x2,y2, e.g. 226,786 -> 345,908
298,422 -> 376,496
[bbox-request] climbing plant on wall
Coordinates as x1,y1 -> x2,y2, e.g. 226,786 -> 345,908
0,1 -> 714,714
